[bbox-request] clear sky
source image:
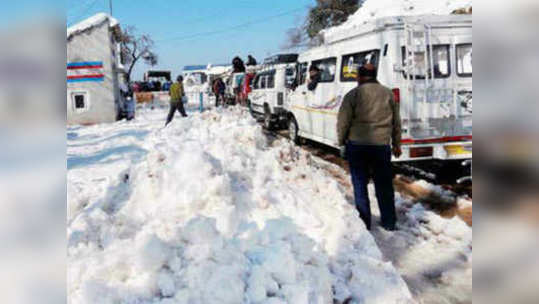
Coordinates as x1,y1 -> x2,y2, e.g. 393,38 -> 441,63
66,0 -> 314,80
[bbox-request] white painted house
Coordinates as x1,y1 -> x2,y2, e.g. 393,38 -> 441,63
67,13 -> 127,125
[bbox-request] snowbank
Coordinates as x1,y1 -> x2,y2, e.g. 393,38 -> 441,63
67,108 -> 413,303
67,12 -> 119,39
370,186 -> 472,303
322,0 -> 472,41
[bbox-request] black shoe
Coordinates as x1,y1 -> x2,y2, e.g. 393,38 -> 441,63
380,223 -> 397,231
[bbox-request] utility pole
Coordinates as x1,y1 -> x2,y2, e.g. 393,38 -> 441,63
109,0 -> 113,16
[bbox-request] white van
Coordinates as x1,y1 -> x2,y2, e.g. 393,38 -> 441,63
286,14 -> 472,162
249,54 -> 298,129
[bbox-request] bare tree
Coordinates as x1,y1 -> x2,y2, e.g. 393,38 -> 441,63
306,0 -> 361,39
119,26 -> 158,82
283,0 -> 359,49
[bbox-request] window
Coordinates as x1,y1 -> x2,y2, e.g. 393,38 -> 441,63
456,44 -> 472,77
341,50 -> 380,82
75,95 -> 85,108
285,67 -> 296,87
297,62 -> 308,85
401,45 -> 450,79
260,75 -> 267,89
312,57 -> 337,82
253,75 -> 260,89
267,70 -> 275,89
71,91 -> 90,112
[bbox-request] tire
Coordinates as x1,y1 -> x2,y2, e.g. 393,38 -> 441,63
288,115 -> 300,144
247,100 -> 256,118
263,106 -> 274,130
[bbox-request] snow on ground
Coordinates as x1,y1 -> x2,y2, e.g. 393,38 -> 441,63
67,106 -> 414,304
322,0 -> 472,41
370,194 -> 472,304
312,159 -> 472,304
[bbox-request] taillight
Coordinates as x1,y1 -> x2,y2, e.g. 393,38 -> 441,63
409,146 -> 433,158
392,88 -> 400,103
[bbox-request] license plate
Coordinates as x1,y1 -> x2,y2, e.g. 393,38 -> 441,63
445,144 -> 472,155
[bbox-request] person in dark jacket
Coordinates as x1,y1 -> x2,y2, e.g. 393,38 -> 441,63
213,78 -> 226,107
336,64 -> 402,231
307,65 -> 321,91
165,76 -> 187,126
246,55 -> 257,66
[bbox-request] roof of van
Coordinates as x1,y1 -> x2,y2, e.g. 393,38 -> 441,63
322,14 -> 471,44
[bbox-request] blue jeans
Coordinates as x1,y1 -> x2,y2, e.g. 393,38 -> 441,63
346,143 -> 396,230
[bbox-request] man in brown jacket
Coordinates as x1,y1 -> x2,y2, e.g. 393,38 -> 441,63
337,63 -> 401,231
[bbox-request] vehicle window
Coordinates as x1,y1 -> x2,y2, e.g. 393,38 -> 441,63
260,75 -> 267,89
267,70 -> 275,88
285,67 -> 296,87
298,62 -> 308,85
401,45 -> 450,79
253,75 -> 260,89
341,50 -> 380,82
456,44 -> 472,77
312,57 -> 337,82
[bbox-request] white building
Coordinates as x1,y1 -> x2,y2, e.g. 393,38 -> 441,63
67,13 -> 127,125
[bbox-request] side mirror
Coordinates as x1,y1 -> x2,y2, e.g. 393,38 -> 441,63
285,78 -> 296,90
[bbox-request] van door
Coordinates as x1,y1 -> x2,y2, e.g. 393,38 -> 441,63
401,43 -> 454,139
288,62 -> 311,135
309,57 -> 337,142
266,70 -> 277,113
454,42 -> 472,137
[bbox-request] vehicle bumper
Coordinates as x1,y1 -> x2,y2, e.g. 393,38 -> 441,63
394,141 -> 472,162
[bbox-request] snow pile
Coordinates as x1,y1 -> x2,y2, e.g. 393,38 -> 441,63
67,12 -> 119,39
370,186 -> 472,303
68,108 -> 414,304
322,0 -> 472,41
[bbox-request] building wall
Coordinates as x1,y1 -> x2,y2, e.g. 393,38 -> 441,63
67,21 -> 118,125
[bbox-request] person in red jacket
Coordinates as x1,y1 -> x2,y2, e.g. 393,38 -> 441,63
240,73 -> 255,106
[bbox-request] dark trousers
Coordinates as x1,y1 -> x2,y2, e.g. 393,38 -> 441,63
215,93 -> 225,107
165,101 -> 187,126
346,143 -> 396,230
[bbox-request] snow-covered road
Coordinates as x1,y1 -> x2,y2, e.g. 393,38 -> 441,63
67,106 -> 470,304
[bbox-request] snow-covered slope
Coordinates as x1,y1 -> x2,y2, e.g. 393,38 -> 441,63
67,12 -> 118,39
67,107 -> 414,304
322,0 -> 472,41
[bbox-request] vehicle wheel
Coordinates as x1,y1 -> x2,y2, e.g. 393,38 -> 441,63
288,115 -> 300,144
247,100 -> 256,118
263,110 -> 274,130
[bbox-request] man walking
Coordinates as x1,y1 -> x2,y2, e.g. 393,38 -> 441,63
337,64 -> 402,231
165,76 -> 188,126
213,78 -> 226,107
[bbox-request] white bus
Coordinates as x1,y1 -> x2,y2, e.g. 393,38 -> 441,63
286,14 -> 472,162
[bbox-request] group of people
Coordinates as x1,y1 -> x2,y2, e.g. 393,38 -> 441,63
164,62 -> 401,231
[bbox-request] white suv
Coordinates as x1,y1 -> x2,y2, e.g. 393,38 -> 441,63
249,55 -> 297,130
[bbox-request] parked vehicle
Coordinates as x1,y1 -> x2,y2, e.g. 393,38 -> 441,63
286,14 -> 472,162
248,54 -> 298,129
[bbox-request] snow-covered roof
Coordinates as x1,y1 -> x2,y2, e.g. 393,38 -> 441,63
322,0 -> 472,42
67,12 -> 119,39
